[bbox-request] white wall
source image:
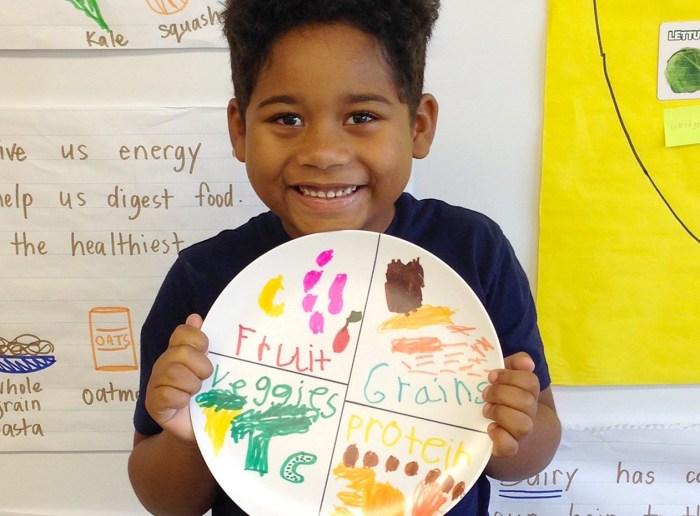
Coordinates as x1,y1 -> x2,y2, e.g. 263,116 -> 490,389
2,1 -> 698,514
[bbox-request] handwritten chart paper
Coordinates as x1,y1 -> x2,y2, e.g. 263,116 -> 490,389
537,0 -> 700,385
489,427 -> 700,515
191,231 -> 503,515
0,0 -> 226,50
0,107 -> 264,451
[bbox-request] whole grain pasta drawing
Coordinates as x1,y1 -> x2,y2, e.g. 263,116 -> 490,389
0,334 -> 56,374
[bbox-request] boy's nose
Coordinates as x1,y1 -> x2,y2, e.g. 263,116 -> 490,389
295,124 -> 352,170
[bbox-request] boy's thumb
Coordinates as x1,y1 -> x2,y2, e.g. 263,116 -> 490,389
504,351 -> 535,372
185,313 -> 204,329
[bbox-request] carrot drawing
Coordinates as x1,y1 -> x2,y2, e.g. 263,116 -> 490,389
333,326 -> 350,354
332,310 -> 363,353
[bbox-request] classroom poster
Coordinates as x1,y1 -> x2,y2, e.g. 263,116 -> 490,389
488,427 -> 700,514
537,1 -> 700,385
0,0 -> 226,49
0,107 -> 264,451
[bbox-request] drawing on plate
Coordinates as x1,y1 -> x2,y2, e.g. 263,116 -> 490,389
258,275 -> 285,317
0,334 -> 56,374
391,330 -> 496,380
385,257 -> 424,314
332,310 -> 363,354
195,380 -> 321,476
331,444 -> 467,516
280,451 -> 318,484
195,366 -> 337,479
259,248 -> 360,338
196,383 -> 247,456
192,235 -> 500,513
65,0 -> 110,31
229,403 -> 320,476
301,249 -> 348,334
380,257 -> 496,382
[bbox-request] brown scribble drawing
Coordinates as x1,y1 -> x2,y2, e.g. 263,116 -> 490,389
146,0 -> 190,15
385,258 -> 424,314
0,334 -> 56,374
88,307 -> 138,371
331,444 -> 465,516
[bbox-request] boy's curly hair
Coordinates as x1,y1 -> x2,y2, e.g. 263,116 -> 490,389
222,0 -> 440,120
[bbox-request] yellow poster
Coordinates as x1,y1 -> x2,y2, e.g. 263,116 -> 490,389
538,0 -> 700,385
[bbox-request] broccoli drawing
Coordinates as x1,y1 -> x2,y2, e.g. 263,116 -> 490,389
195,385 -> 248,456
230,404 -> 320,476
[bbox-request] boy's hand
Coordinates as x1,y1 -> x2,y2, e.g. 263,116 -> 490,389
145,314 -> 214,444
482,352 -> 540,458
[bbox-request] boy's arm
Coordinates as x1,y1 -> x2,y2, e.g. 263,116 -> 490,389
483,353 -> 562,481
128,430 -> 217,516
128,314 -> 217,515
484,386 -> 561,480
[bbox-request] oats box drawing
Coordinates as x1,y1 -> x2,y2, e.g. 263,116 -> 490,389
88,307 -> 138,371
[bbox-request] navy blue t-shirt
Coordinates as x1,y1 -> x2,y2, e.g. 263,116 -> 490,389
134,193 -> 550,515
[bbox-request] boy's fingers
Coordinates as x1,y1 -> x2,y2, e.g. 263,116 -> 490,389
169,315 -> 208,352
185,313 -> 204,329
154,358 -> 210,392
503,351 -> 535,373
168,327 -> 208,352
483,383 -> 537,415
488,368 -> 540,399
487,423 -> 519,458
484,402 -> 534,441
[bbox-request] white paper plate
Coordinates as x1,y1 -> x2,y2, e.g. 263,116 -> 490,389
190,230 -> 503,515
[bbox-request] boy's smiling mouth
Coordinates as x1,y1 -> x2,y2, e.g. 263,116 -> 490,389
296,185 -> 358,199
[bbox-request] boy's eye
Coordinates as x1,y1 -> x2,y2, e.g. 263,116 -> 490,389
274,113 -> 302,126
346,112 -> 375,125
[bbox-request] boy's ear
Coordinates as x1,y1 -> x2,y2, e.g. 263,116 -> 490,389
412,93 -> 439,159
227,98 -> 247,162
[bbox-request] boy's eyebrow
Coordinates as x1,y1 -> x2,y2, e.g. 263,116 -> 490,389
343,93 -> 393,105
255,93 -> 393,109
256,95 -> 297,109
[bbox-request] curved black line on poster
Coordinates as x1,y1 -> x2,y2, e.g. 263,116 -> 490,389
592,0 -> 700,245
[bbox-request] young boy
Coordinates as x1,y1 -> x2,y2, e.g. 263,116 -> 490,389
128,0 -> 561,514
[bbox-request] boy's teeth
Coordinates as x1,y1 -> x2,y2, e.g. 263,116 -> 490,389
299,185 -> 357,198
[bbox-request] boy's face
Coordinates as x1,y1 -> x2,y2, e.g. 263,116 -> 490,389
228,23 -> 437,238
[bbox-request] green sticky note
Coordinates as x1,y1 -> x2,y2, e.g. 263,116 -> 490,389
664,104 -> 700,147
